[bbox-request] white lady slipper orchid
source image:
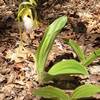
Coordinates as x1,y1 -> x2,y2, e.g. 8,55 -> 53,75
23,15 -> 33,33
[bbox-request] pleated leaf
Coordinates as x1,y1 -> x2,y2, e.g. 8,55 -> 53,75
36,16 -> 67,74
33,86 -> 69,100
66,39 -> 85,61
48,59 -> 88,75
71,84 -> 100,99
83,49 -> 100,66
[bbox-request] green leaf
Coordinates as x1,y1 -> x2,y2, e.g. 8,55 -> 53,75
33,86 -> 69,100
48,59 -> 88,75
83,49 -> 100,66
36,16 -> 67,74
66,39 -> 85,61
71,84 -> 100,99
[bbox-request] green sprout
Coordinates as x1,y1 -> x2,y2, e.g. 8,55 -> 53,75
34,16 -> 88,83
33,84 -> 100,100
32,16 -> 100,99
65,39 -> 100,67
16,1 -> 100,99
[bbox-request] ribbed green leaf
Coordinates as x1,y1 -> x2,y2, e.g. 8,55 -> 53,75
66,39 -> 85,61
33,86 -> 69,100
36,16 -> 67,74
48,59 -> 88,75
71,84 -> 100,99
83,49 -> 100,66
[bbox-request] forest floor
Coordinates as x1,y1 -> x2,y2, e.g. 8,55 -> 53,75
0,0 -> 100,100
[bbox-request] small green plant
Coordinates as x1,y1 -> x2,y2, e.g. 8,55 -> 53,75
33,84 -> 100,100
32,16 -> 100,100
65,39 -> 100,67
34,16 -> 88,83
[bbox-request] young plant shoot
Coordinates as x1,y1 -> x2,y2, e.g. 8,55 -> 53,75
16,1 -> 100,99
32,17 -> 100,99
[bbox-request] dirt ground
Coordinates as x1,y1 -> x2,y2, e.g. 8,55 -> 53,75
0,0 -> 100,100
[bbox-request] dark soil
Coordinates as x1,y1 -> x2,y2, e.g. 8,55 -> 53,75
0,0 -> 100,100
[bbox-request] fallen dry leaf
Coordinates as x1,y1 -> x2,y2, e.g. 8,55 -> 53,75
6,46 -> 33,63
